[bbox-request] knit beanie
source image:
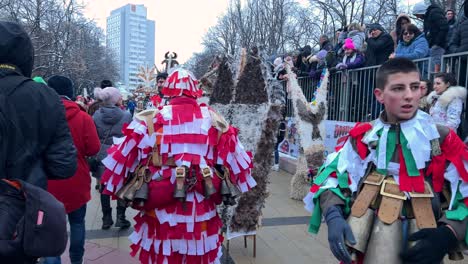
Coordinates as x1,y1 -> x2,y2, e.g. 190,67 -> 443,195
156,72 -> 168,81
93,87 -> 122,106
48,75 -> 74,99
412,1 -> 429,15
343,38 -> 356,50
316,50 -> 328,60
367,23 -> 385,32
100,80 -> 113,88
0,21 -> 34,77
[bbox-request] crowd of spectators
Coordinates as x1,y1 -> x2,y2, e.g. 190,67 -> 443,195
272,1 -> 468,80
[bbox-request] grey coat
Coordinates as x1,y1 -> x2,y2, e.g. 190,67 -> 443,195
92,106 -> 132,178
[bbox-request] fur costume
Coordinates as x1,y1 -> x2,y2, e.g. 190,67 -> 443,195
288,66 -> 329,200
427,86 -> 467,130
209,56 -> 234,105
209,47 -> 284,237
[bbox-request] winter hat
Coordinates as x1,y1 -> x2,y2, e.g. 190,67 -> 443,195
161,68 -> 201,98
316,50 -> 328,60
156,72 -> 168,81
367,23 -> 385,32
412,1 -> 429,15
0,21 -> 34,77
100,80 -> 113,88
93,86 -> 122,106
48,75 -> 74,99
343,38 -> 356,50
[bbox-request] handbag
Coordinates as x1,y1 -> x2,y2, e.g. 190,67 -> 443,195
87,125 -> 114,172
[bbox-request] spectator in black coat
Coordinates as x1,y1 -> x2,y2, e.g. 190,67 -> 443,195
413,2 -> 449,72
365,23 -> 394,66
446,9 -> 457,45
0,22 -> 77,189
448,16 -> 468,53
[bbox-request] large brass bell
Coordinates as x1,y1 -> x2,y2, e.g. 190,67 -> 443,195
174,166 -> 187,200
202,167 -> 217,198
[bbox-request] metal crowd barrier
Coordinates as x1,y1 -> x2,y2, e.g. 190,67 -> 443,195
283,53 -> 468,124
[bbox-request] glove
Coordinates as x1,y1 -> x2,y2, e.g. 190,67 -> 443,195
336,63 -> 347,70
325,206 -> 356,264
400,226 -> 458,264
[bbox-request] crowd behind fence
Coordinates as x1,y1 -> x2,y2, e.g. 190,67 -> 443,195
284,52 -> 468,124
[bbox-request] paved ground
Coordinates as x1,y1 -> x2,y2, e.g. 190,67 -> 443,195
54,169 -> 468,264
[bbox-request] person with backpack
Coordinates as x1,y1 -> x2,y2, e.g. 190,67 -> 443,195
93,86 -> 132,230
0,21 -> 76,263
44,75 -> 101,264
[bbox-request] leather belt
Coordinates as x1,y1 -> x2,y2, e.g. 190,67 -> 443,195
409,182 -> 436,229
378,179 -> 406,224
351,171 -> 437,228
351,172 -> 385,217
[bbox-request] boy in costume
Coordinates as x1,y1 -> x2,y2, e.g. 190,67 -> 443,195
304,58 -> 468,264
100,68 -> 256,264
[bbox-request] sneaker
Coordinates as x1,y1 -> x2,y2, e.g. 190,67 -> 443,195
271,164 -> 279,171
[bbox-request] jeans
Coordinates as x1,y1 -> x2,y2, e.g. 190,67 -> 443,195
43,204 -> 87,264
430,46 -> 445,73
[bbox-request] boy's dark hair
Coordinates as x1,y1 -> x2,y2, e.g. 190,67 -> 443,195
100,80 -> 113,88
376,58 -> 419,89
434,72 -> 458,86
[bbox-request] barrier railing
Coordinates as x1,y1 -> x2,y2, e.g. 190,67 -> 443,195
284,54 -> 467,123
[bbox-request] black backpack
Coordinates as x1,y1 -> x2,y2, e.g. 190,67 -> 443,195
0,71 -> 68,259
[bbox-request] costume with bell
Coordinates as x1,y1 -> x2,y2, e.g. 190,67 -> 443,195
304,110 -> 468,263
100,69 -> 256,264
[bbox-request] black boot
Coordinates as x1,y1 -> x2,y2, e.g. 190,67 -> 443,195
115,201 -> 131,229
101,192 -> 114,230
101,209 -> 113,230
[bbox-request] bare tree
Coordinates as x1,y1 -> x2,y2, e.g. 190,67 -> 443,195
0,0 -> 119,96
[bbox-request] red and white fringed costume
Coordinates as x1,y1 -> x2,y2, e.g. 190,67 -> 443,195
100,68 -> 256,264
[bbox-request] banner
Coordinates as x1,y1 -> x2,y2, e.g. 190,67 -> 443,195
323,120 -> 356,156
278,117 -> 300,158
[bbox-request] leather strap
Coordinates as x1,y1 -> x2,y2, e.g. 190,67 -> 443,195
411,197 -> 437,229
351,184 -> 380,217
378,183 -> 405,224
378,196 -> 404,224
351,172 -> 385,217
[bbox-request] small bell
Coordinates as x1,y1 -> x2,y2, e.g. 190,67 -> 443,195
134,182 -> 149,207
220,179 -> 231,196
202,167 -> 217,198
174,167 -> 186,200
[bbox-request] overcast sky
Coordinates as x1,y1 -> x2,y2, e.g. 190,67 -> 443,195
83,0 -> 422,68
83,0 -> 230,68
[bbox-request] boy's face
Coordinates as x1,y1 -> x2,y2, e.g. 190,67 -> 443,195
374,71 -> 420,123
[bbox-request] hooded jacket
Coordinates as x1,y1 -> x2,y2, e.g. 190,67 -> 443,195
395,33 -> 430,60
47,100 -> 100,213
427,86 -> 467,130
390,14 -> 411,48
0,22 -> 77,188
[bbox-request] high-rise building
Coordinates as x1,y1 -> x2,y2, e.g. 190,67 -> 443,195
106,4 -> 155,89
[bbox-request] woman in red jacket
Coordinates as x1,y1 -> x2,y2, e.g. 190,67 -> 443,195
45,75 -> 101,264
